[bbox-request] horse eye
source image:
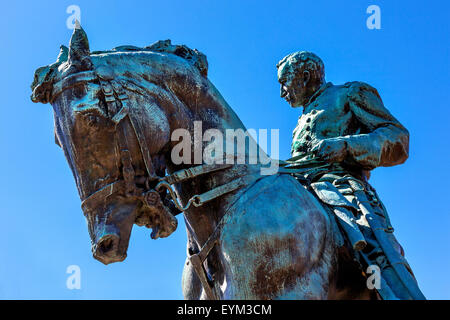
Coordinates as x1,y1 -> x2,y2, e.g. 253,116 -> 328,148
87,115 -> 99,126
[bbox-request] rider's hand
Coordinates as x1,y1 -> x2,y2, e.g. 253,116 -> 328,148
311,138 -> 348,163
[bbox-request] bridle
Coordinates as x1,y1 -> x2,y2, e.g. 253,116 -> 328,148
51,66 -> 251,299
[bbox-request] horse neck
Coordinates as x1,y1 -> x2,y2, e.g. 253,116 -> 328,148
164,80 -> 264,246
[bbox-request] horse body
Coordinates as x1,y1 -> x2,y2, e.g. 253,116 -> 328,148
212,173 -> 334,299
31,26 -> 375,299
179,169 -> 372,299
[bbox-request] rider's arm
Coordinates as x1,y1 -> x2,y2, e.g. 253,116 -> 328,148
341,82 -> 409,170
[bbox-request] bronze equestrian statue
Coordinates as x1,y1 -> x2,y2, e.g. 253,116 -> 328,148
31,24 -> 425,300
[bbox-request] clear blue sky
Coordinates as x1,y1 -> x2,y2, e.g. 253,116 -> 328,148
1,0 -> 449,299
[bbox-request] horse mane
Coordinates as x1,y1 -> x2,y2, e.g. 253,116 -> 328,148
91,39 -> 208,77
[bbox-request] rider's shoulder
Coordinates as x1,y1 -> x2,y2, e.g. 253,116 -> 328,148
342,81 -> 381,98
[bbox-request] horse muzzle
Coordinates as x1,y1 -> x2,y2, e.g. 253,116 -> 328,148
82,186 -> 140,265
89,203 -> 138,265
93,233 -> 125,265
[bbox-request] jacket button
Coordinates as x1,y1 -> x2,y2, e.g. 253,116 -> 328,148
306,118 -> 311,123
305,135 -> 311,141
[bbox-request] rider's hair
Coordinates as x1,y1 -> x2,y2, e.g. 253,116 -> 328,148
277,51 -> 325,83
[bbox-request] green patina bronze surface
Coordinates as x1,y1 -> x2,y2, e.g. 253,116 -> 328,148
30,24 -> 425,300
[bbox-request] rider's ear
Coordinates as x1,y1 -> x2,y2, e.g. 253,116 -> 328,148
303,70 -> 310,86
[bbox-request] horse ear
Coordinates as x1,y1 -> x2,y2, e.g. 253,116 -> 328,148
68,20 -> 92,69
56,45 -> 69,63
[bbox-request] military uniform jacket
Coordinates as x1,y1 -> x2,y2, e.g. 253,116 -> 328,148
287,82 -> 426,299
292,81 -> 409,172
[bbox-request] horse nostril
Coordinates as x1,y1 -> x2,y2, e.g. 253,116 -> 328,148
99,238 -> 113,253
96,235 -> 119,256
93,234 -> 126,265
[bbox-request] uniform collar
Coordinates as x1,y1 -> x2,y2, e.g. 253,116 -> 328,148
304,82 -> 332,107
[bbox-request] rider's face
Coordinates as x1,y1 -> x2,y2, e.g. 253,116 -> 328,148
277,62 -> 308,108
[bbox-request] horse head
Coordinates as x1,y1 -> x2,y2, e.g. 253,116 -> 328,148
30,23 -> 216,264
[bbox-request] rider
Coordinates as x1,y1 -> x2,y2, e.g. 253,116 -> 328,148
276,51 -> 425,300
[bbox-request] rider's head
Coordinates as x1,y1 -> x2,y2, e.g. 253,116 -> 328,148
277,51 -> 325,108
